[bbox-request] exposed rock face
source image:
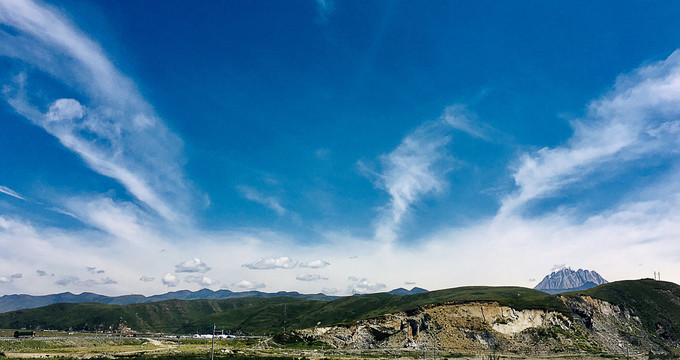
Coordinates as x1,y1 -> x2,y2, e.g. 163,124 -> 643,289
562,295 -> 674,354
535,268 -> 607,294
297,297 -> 674,356
298,302 -> 574,354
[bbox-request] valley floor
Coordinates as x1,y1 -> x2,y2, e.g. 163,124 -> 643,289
0,331 -> 660,360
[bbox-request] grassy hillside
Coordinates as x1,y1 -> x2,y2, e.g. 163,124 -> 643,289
567,279 -> 680,341
0,286 -> 576,335
0,297 -> 327,334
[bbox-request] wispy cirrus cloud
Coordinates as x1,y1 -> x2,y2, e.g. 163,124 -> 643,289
501,51 -> 680,216
367,112 -> 458,242
440,104 -> 494,140
237,185 -> 286,216
0,0 -> 191,224
0,186 -> 25,201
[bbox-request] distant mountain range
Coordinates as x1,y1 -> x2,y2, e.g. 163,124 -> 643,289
387,287 -> 428,295
0,289 -> 336,313
534,267 -> 607,294
0,287 -> 428,313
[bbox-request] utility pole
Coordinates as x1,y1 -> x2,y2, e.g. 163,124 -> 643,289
210,323 -> 215,360
283,304 -> 287,332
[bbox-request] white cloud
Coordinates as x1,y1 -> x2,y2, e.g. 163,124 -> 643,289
0,0 -> 191,223
296,274 -> 328,281
501,51 -> 680,216
63,196 -> 156,246
55,276 -> 116,287
238,185 -> 286,216
242,256 -> 298,270
0,185 -> 25,201
300,259 -> 330,268
231,280 -> 265,290
440,104 -> 491,140
370,115 -> 456,242
139,276 -> 154,282
347,277 -> 386,294
162,273 -> 179,287
175,258 -> 211,273
185,275 -> 219,287
46,98 -> 84,122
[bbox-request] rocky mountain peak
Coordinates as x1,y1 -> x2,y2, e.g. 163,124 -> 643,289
534,267 -> 607,294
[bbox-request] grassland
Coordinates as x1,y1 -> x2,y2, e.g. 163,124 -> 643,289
0,286 -> 562,336
0,332 -> 632,360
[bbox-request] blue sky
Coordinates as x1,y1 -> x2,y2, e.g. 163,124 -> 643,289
1,0 -> 680,296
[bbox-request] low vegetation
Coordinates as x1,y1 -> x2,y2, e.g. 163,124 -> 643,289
0,286 -> 563,335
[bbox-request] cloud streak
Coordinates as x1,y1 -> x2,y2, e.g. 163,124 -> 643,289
242,257 -> 330,270
54,275 -> 116,287
501,51 -> 680,216
0,0 -> 191,223
0,186 -> 25,201
238,185 -> 286,216
296,274 -> 328,281
370,113 -> 457,242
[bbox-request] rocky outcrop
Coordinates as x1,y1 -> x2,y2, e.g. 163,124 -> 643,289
563,295 -> 673,354
298,302 -> 576,354
296,297 -> 675,356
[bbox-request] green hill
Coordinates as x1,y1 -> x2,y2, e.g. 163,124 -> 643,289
0,286 -> 560,335
566,279 -> 680,342
1,280 -> 677,340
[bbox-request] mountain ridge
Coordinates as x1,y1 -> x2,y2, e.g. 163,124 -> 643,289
0,287 -> 430,313
0,288 -> 339,313
534,267 -> 607,294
